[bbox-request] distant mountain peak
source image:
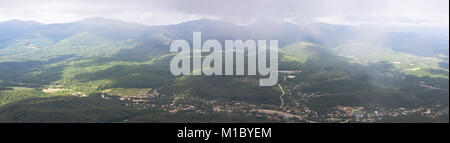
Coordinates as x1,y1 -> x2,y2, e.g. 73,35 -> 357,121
0,19 -> 42,25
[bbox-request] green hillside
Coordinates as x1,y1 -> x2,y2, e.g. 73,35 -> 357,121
335,41 -> 448,78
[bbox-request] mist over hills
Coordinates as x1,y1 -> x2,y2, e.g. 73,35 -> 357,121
1,17 -> 447,58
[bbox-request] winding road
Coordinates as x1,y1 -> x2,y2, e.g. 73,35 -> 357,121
278,84 -> 286,109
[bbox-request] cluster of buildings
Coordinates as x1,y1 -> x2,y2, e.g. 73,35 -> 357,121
323,105 -> 449,122
278,70 -> 301,79
419,81 -> 440,90
115,89 -> 163,105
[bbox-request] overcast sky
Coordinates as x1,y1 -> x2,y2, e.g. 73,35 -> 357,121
0,0 -> 448,27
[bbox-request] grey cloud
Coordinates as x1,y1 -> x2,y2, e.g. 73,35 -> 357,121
0,0 -> 448,27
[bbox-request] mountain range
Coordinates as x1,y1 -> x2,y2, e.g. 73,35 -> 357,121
0,17 -> 448,123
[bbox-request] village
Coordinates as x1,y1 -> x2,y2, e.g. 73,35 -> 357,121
38,70 -> 448,123
94,84 -> 448,123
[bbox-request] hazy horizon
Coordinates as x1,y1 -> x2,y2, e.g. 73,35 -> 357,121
1,0 -> 448,28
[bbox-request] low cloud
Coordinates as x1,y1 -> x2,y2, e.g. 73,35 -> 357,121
0,0 -> 448,27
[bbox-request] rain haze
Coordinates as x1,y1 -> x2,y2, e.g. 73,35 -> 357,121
0,0 -> 448,28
